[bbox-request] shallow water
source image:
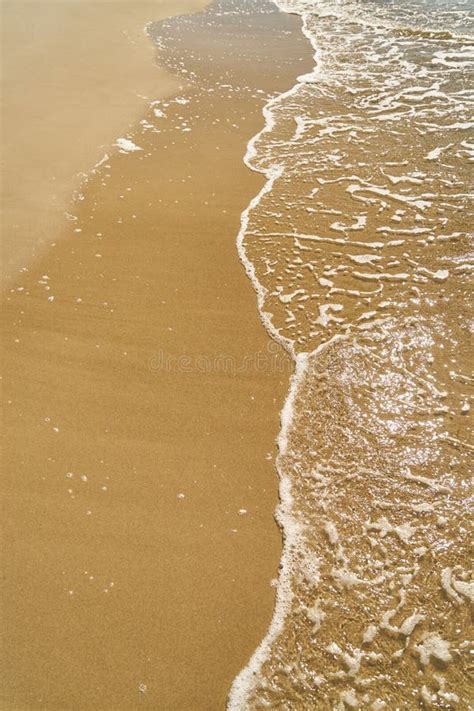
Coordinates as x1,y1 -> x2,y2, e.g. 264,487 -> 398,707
228,0 -> 474,707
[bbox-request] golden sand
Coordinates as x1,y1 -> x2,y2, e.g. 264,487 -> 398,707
3,0 -> 472,708
0,2 -> 312,708
1,0 -> 206,284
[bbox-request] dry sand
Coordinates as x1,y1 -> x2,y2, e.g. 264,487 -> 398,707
1,2 -> 311,708
1,0 -> 206,283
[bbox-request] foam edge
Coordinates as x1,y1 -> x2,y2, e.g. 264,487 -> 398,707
228,4 -> 322,708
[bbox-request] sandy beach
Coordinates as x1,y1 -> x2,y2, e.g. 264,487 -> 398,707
2,0 -> 472,708
1,1 -> 311,708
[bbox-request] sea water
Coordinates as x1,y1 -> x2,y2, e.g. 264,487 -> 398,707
229,0 -> 473,707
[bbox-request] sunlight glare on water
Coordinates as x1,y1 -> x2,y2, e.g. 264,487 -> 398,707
229,0 -> 473,707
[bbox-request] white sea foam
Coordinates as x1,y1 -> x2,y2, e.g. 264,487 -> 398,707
116,137 -> 143,153
228,6 -> 325,707
228,0 -> 473,706
229,10 -> 360,705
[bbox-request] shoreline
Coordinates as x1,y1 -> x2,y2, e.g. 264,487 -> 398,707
3,0 -> 470,707
230,3 -> 315,703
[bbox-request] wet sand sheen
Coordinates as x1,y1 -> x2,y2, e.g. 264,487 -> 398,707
1,2 -> 312,709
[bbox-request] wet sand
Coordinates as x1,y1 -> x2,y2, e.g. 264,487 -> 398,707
1,2 -> 312,709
